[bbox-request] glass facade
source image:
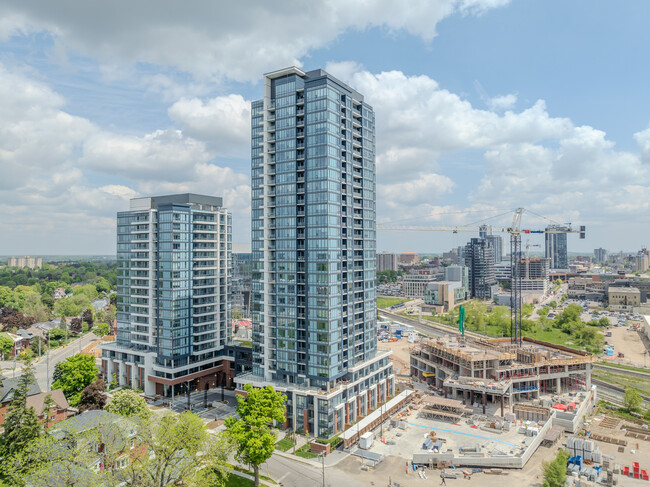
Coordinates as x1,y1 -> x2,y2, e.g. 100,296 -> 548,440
252,69 -> 377,391
111,194 -> 232,393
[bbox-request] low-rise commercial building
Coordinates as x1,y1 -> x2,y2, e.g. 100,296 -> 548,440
607,286 -> 641,310
400,252 -> 419,265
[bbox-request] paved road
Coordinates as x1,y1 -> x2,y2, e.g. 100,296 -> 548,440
1,333 -> 98,390
262,453 -> 364,487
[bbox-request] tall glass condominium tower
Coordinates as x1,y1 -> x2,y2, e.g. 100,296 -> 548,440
545,225 -> 569,270
101,194 -> 233,397
236,67 -> 394,438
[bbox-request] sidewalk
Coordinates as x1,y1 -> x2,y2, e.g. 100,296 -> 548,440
272,446 -> 351,468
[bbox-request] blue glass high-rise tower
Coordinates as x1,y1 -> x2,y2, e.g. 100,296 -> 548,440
236,67 -> 394,438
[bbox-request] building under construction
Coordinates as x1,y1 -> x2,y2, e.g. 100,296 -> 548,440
410,336 -> 595,417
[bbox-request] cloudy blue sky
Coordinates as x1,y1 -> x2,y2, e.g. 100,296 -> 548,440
1,0 -> 650,255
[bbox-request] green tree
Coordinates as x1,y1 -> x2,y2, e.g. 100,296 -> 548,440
543,449 -> 569,487
0,364 -> 42,459
94,321 -> 110,337
51,353 -> 98,406
42,394 -> 56,430
225,384 -> 287,486
123,412 -> 232,487
598,317 -> 610,327
0,334 -> 14,358
549,300 -> 558,309
624,387 -> 643,413
2,430 -> 99,487
105,389 -> 150,419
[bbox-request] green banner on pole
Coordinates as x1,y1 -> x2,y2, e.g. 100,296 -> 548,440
458,305 -> 465,337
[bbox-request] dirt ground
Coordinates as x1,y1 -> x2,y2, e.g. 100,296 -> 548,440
378,339 -> 413,375
604,326 -> 650,368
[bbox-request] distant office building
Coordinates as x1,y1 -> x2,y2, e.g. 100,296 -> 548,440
444,265 -> 469,290
464,238 -> 498,299
424,281 -> 467,313
239,67 -> 393,438
442,250 -> 457,265
377,252 -> 399,272
101,194 -> 232,397
402,274 -> 437,298
608,287 -> 641,310
494,262 -> 512,282
7,256 -> 42,269
545,225 -> 569,270
400,252 -> 418,265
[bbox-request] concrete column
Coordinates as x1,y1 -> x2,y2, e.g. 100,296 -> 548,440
500,395 -> 504,417
585,365 -> 592,390
292,394 -> 298,431
482,392 -> 487,415
334,409 -> 337,435
313,398 -> 319,438
556,377 -> 561,394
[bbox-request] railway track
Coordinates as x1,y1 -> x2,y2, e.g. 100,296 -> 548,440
592,378 -> 650,408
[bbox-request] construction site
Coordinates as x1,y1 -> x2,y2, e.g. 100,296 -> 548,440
410,335 -> 596,426
340,335 -> 598,472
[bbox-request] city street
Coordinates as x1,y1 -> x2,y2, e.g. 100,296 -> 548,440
1,332 -> 98,390
262,453 -> 364,487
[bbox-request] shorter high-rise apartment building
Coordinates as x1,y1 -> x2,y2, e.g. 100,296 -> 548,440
545,225 -> 569,270
8,256 -> 42,268
635,253 -> 649,273
377,252 -> 399,272
465,238 -> 498,299
594,248 -> 608,263
101,194 -> 232,397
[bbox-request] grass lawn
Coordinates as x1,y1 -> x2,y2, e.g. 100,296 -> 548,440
597,361 -> 650,374
294,444 -> 318,459
225,475 -> 255,487
228,465 -> 276,484
376,297 -> 405,309
275,438 -> 294,451
234,339 -> 252,348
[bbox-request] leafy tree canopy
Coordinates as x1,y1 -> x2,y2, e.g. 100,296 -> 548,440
224,384 -> 286,486
52,354 -> 98,406
105,389 -> 150,419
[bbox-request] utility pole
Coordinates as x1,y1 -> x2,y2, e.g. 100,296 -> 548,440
320,452 -> 325,487
46,329 -> 50,392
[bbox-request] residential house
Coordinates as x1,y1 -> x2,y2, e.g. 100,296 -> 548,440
54,410 -> 141,472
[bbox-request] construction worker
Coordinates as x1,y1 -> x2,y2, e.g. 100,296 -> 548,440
440,471 -> 447,485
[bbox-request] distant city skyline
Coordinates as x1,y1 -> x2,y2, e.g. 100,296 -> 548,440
2,2 -> 650,254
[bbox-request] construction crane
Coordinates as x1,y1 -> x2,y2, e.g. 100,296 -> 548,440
377,208 -> 586,345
